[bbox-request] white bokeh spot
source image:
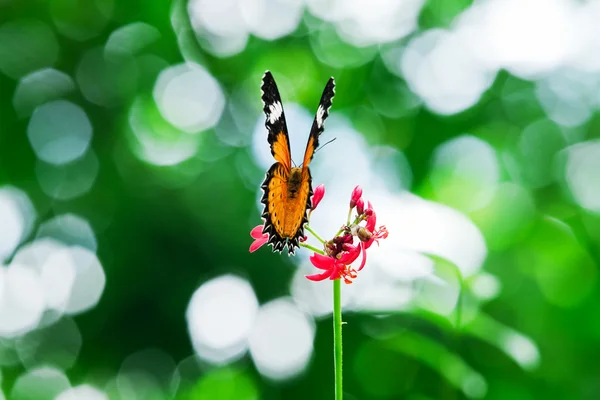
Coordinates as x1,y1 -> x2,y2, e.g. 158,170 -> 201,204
0,265 -> 45,338
564,140 -> 600,213
153,63 -> 225,133
186,275 -> 258,364
0,187 -> 36,263
248,298 -> 315,380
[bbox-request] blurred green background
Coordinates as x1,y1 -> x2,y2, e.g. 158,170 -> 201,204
1,0 -> 600,399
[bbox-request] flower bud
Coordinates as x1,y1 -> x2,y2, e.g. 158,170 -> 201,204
325,241 -> 337,256
311,184 -> 325,210
349,186 -> 363,208
357,226 -> 373,242
342,233 -> 353,243
333,233 -> 353,245
356,198 -> 364,215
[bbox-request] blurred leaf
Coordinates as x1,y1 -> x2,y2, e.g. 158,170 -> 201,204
384,331 -> 487,399
182,367 -> 258,400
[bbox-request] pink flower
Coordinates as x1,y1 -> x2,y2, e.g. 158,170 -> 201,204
306,244 -> 361,284
249,225 -> 269,253
349,185 -> 362,208
312,184 -> 325,210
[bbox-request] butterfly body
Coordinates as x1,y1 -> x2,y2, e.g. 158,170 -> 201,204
287,168 -> 304,198
259,71 -> 335,255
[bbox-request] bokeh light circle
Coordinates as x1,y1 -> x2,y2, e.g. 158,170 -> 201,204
186,274 -> 258,364
11,366 -> 70,400
564,140 -> 600,213
16,317 -> 82,370
239,0 -> 304,40
0,187 -> 36,263
127,95 -> 201,166
27,100 -> 93,166
50,0 -> 114,42
0,265 -> 45,338
248,298 -> 315,380
430,135 -> 500,212
105,22 -> 161,61
153,62 -> 225,133
13,68 -> 75,118
76,47 -> 139,106
12,240 -> 103,319
36,214 -> 98,252
306,0 -> 424,47
63,246 -> 105,315
401,29 -> 496,115
117,348 -> 179,400
187,0 -> 246,38
35,151 -> 100,201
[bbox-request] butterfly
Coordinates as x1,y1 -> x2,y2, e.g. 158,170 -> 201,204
259,71 -> 335,255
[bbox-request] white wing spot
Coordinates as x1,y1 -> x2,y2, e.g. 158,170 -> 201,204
268,102 -> 283,124
316,105 -> 326,128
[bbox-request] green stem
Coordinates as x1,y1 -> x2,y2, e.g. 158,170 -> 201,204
333,278 -> 343,400
346,208 -> 352,226
334,215 -> 362,238
305,225 -> 326,244
299,242 -> 324,254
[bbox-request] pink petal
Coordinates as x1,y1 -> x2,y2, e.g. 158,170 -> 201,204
339,244 -> 361,264
306,269 -> 333,281
312,184 -> 326,210
365,208 -> 377,232
249,236 -> 268,253
309,253 -> 335,270
328,261 -> 341,280
250,225 -> 266,239
358,243 -> 368,271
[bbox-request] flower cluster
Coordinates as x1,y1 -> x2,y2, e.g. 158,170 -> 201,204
250,184 -> 388,284
307,186 -> 388,283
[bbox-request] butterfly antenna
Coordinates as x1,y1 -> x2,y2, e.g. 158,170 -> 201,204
299,137 -> 337,167
314,137 -> 337,154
